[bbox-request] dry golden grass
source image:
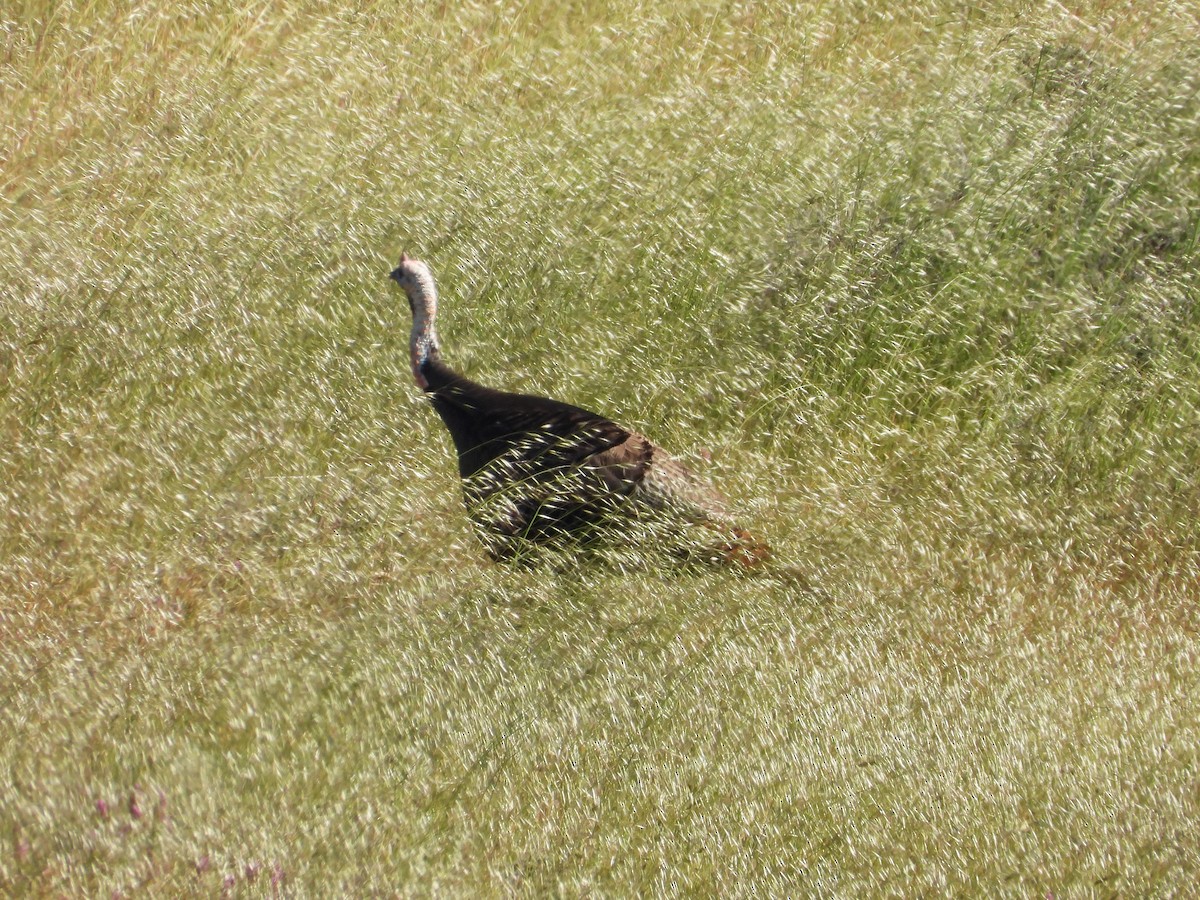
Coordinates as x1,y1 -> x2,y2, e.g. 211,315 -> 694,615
2,1 -> 1199,894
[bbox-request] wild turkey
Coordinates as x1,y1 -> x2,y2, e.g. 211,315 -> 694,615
388,253 -> 770,568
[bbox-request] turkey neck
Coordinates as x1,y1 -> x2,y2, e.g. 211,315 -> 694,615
407,266 -> 441,390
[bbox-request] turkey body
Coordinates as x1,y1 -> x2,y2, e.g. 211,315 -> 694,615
389,253 -> 768,567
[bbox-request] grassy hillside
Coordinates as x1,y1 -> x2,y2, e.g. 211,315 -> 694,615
2,0 -> 1198,894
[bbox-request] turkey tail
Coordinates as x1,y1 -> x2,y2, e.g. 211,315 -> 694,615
709,525 -> 826,595
712,525 -> 772,569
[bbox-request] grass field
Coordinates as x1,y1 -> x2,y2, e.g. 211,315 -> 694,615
3,0 -> 1199,894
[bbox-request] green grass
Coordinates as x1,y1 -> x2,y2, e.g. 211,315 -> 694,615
3,0 -> 1199,894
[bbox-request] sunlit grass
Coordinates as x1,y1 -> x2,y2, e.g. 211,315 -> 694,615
3,0 -> 1199,895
